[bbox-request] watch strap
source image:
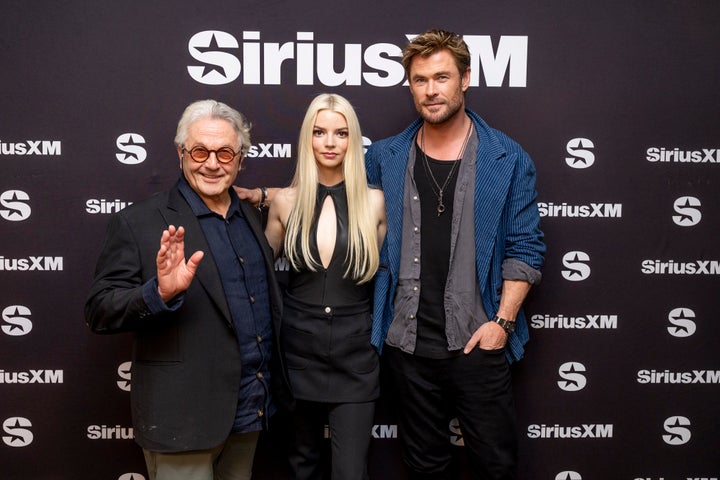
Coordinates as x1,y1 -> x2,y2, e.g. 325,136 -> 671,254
492,315 -> 515,335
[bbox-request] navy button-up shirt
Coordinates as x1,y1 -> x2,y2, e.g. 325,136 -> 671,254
145,177 -> 275,433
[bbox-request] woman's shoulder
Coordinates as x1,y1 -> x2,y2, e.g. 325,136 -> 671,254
269,187 -> 298,222
367,186 -> 386,219
367,186 -> 384,202
275,186 -> 298,204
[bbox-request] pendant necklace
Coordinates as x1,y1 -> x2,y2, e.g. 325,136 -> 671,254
420,121 -> 473,216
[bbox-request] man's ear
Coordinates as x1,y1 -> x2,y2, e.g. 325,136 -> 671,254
461,67 -> 471,92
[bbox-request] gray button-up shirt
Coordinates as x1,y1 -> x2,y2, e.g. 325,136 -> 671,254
386,132 -> 488,353
385,131 -> 542,354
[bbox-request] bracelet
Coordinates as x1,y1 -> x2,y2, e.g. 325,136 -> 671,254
492,315 -> 516,335
259,186 -> 268,209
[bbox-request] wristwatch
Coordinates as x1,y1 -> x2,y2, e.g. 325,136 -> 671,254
492,315 -> 515,335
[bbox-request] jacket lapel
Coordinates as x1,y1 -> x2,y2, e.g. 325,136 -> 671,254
468,111 -> 514,293
163,186 -> 232,325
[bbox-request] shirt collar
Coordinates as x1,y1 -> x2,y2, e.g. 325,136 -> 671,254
177,175 -> 243,219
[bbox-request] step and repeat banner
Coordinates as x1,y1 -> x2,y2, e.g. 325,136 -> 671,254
1,1 -> 718,479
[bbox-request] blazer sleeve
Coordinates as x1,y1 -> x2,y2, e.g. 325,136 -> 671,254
84,212 -> 158,334
502,143 -> 545,273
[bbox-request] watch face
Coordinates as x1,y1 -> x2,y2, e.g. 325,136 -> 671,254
495,317 -> 515,334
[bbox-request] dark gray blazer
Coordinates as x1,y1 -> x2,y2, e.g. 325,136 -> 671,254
85,181 -> 287,452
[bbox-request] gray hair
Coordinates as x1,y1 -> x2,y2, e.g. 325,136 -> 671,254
174,99 -> 252,156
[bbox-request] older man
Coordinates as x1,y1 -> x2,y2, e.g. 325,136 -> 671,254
85,99 -> 285,480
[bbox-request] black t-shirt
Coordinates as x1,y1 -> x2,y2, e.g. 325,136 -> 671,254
413,149 -> 462,358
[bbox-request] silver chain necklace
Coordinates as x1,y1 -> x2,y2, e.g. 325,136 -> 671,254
419,121 -> 473,216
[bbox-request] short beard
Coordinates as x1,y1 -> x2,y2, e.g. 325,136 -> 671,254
420,103 -> 463,125
417,92 -> 465,125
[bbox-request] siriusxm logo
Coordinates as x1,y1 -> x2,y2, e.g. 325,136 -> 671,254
187,30 -> 528,87
527,423 -> 613,439
672,196 -> 702,226
2,417 -> 33,447
0,256 -> 63,271
0,190 -> 31,221
557,362 -> 587,391
662,416 -> 691,445
565,138 -> 595,169
86,198 -> 133,214
641,259 -> 720,275
87,424 -> 135,440
116,133 -> 147,165
117,361 -> 131,391
0,369 -> 63,384
1,305 -> 32,336
0,140 -> 61,156
323,423 -> 395,439
637,369 -> 720,384
531,314 -> 617,330
538,202 -> 622,218
246,143 -> 292,158
371,424 -> 397,439
561,251 -> 591,281
667,307 -> 696,338
646,147 -> 719,163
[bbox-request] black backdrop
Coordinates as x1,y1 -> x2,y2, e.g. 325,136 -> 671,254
1,1 -> 719,479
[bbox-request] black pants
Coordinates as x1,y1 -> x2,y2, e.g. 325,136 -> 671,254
289,399 -> 375,480
384,346 -> 518,480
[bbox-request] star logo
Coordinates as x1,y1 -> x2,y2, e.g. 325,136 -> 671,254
119,474 -> 147,480
2,417 -> 34,447
672,196 -> 701,227
187,30 -> 241,85
662,416 -> 691,445
565,138 -> 595,169
561,251 -> 591,281
558,362 -> 587,391
1,305 -> 33,336
667,307 -> 696,338
115,133 -> 147,165
117,361 -> 132,392
0,190 -> 31,221
555,472 -> 582,480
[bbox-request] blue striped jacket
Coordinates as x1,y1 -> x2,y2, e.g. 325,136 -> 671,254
365,109 -> 545,363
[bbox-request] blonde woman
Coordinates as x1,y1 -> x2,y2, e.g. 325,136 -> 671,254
265,93 -> 386,480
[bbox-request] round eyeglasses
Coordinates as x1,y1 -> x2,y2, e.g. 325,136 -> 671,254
182,145 -> 241,164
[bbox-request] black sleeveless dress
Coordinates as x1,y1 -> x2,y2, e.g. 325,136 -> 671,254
281,182 -> 379,403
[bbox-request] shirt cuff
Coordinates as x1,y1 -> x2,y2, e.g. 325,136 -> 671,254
502,258 -> 542,285
142,277 -> 185,314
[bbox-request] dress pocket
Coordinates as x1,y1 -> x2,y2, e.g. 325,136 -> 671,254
281,324 -> 314,370
336,329 -> 378,375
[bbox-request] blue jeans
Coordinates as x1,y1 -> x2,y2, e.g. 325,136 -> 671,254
383,346 -> 517,480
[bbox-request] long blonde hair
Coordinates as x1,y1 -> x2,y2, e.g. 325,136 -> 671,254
284,93 -> 379,284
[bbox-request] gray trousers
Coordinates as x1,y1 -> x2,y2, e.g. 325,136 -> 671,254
143,431 -> 260,480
